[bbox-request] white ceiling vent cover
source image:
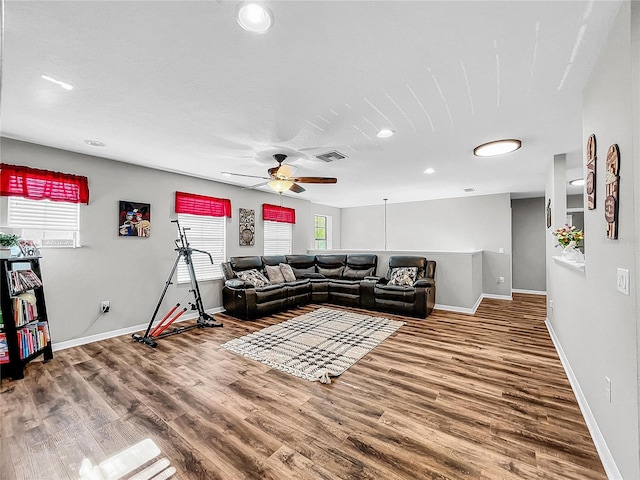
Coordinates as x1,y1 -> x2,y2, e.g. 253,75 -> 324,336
315,151 -> 348,162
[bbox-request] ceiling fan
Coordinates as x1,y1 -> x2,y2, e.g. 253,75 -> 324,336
222,153 -> 337,194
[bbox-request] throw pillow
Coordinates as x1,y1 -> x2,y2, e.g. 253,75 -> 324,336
388,267 -> 418,286
265,264 -> 285,284
236,269 -> 270,287
279,263 -> 297,282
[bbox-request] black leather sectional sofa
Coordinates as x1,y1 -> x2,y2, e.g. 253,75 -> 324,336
221,254 -> 436,320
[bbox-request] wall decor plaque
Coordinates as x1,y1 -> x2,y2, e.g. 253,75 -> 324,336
605,144 -> 620,239
119,201 -> 151,237
239,208 -> 255,246
586,134 -> 596,210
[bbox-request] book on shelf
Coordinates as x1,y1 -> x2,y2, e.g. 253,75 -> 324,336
8,269 -> 43,294
0,333 -> 8,364
13,293 -> 39,327
17,321 -> 49,359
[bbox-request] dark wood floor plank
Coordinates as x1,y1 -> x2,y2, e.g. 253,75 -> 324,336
0,294 -> 606,479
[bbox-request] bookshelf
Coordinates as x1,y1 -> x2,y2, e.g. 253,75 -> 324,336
0,256 -> 53,380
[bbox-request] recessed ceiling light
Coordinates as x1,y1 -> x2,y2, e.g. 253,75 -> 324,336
376,128 -> 395,138
84,139 -> 105,147
41,75 -> 74,90
473,139 -> 521,157
237,3 -> 273,34
569,178 -> 585,186
423,168 -> 436,174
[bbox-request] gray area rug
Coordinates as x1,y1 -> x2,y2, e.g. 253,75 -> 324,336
221,307 -> 405,384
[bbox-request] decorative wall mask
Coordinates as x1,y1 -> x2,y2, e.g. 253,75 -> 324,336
605,144 -> 620,239
546,198 -> 552,228
239,208 -> 255,246
586,134 -> 596,210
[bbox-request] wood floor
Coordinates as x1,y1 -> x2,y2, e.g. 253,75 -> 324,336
0,294 -> 606,479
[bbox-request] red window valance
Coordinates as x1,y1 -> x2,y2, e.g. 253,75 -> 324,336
175,191 -> 231,217
0,163 -> 89,204
263,204 -> 296,224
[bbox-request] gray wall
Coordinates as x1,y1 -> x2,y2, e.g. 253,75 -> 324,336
547,3 -> 639,477
511,197 -> 546,292
0,138 -> 340,344
340,193 -> 513,297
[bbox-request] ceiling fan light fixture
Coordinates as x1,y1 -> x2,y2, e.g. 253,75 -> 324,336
268,179 -> 293,193
376,128 -> 395,138
474,139 -> 522,157
237,2 -> 273,34
569,178 -> 585,186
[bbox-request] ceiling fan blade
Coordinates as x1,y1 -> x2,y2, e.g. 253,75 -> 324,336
289,183 -> 306,193
222,172 -> 271,180
242,181 -> 270,190
293,177 -> 338,184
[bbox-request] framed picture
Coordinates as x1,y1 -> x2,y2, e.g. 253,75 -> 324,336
586,134 -> 596,210
239,208 -> 255,246
605,144 -> 620,239
119,201 -> 151,237
546,198 -> 552,228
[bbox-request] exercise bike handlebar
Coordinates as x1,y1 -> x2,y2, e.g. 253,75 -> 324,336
172,219 -> 214,264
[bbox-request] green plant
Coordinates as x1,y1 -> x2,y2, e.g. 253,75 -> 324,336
0,233 -> 20,247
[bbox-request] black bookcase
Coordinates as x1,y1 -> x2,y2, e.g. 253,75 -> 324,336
0,256 -> 53,380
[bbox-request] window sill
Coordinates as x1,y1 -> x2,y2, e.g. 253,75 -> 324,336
552,256 -> 585,273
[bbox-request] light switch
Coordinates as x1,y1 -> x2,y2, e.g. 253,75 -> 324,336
498,247 -> 504,254
617,268 -> 630,296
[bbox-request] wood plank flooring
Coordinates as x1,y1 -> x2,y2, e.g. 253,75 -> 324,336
0,294 -> 606,479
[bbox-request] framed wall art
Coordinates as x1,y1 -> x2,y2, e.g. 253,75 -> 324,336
239,208 -> 255,246
605,144 -> 620,239
119,201 -> 151,237
546,198 -> 552,228
586,134 -> 596,210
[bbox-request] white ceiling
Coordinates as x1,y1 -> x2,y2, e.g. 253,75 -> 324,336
1,1 -> 622,207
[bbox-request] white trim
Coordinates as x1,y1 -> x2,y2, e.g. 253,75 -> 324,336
545,319 -> 622,480
52,307 -> 224,352
481,293 -> 513,301
512,288 -> 547,295
552,255 -> 586,272
436,293 -> 512,315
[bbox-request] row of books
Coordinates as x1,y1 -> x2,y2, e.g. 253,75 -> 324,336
12,295 -> 39,327
17,322 -> 50,360
8,269 -> 42,294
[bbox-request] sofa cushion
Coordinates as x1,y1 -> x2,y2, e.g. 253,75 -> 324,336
230,256 -> 263,271
318,266 -> 344,278
262,255 -> 287,266
315,254 -> 346,268
343,265 -> 375,279
388,267 -> 418,286
265,264 -> 285,284
236,269 -> 270,287
292,265 -> 316,278
279,263 -> 296,282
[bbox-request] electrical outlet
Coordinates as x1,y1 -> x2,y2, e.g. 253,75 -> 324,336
605,376 -> 611,402
549,299 -> 553,309
498,276 -> 505,284
101,301 -> 110,313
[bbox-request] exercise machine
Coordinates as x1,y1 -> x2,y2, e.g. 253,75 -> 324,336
132,219 -> 222,348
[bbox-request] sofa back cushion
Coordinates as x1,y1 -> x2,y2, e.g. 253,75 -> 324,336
342,265 -> 375,279
315,255 -> 346,269
262,255 -> 287,266
285,255 -> 317,278
342,254 -> 377,279
230,256 -> 263,272
318,266 -> 344,278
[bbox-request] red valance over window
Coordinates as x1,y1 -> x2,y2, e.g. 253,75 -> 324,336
263,204 -> 296,224
0,163 -> 89,204
175,191 -> 231,217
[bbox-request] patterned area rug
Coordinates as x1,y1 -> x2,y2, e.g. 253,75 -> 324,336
221,307 -> 405,384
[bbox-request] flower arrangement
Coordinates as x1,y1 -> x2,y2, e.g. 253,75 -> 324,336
552,225 -> 584,248
0,233 -> 20,248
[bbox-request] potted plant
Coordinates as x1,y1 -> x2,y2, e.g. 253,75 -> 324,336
0,233 -> 20,258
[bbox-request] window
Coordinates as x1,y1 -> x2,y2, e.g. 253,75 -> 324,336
7,197 -> 80,247
174,191 -> 231,283
176,213 -> 225,283
314,214 -> 332,250
264,220 -> 292,256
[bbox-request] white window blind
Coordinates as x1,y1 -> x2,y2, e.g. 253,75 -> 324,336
176,213 -> 225,283
264,220 -> 292,256
7,197 -> 80,247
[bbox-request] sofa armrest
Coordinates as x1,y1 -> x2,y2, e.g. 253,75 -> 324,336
414,278 -> 435,288
363,276 -> 383,283
225,278 -> 250,289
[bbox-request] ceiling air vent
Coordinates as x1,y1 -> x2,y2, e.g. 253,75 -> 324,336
315,150 -> 348,162
463,187 -> 476,192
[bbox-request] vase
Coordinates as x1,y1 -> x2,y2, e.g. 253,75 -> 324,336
561,245 -> 579,262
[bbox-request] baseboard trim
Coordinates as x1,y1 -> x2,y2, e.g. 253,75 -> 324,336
436,293 -> 512,315
52,307 -> 225,352
512,288 -> 547,295
545,319 -> 622,480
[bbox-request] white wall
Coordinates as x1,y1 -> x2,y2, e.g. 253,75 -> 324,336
340,193 -> 513,296
0,138 -> 340,344
547,3 -> 639,477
